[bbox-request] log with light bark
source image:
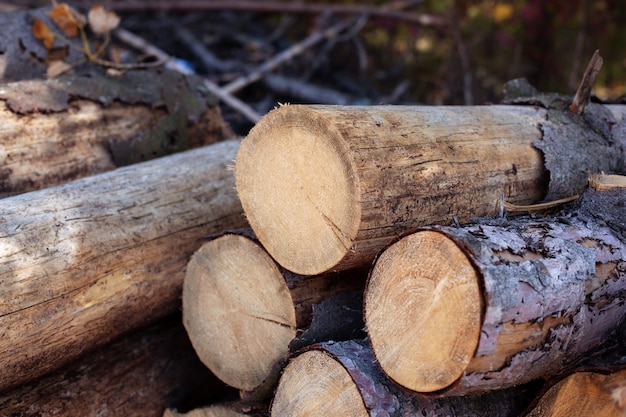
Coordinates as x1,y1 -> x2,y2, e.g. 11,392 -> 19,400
183,229 -> 366,393
0,314 -> 234,417
523,368 -> 626,417
271,339 -> 541,417
364,175 -> 626,396
235,103 -> 623,275
0,139 -> 246,392
0,69 -> 227,198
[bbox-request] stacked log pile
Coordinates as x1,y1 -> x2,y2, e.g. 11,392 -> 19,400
2,71 -> 626,416
177,101 -> 626,416
0,69 -> 248,415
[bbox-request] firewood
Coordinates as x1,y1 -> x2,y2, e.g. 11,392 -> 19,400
0,70 -> 226,198
182,230 -> 366,393
524,368 -> 626,417
0,140 -> 246,392
270,339 -> 541,417
235,104 -> 622,275
0,314 -> 232,417
364,177 -> 626,395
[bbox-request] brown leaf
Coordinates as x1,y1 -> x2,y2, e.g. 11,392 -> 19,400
46,59 -> 72,78
32,18 -> 55,49
88,5 -> 121,34
48,3 -> 85,37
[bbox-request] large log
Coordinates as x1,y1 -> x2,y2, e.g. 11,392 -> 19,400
270,339 -> 541,417
0,140 -> 246,392
182,230 -> 366,393
0,70 -> 226,198
0,314 -> 234,417
364,176 -> 626,395
235,104 -> 623,275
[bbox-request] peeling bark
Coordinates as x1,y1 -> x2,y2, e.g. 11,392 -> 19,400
365,182 -> 626,395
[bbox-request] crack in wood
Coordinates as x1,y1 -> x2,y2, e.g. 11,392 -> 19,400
246,313 -> 295,330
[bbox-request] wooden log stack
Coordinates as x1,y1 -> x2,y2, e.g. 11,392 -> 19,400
2,83 -> 626,416
193,102 -> 624,416
0,64 -> 251,415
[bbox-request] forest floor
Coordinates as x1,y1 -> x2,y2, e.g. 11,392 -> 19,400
5,0 -> 625,137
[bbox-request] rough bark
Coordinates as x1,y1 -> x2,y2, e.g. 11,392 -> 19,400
0,70 -> 226,198
524,368 -> 626,417
271,339 -> 541,417
364,182 -> 626,395
183,229 -> 366,393
0,140 -> 246,392
235,104 -> 622,275
0,314 -> 233,417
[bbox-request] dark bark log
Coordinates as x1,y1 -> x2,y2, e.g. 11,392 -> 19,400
0,69 -> 227,198
271,339 -> 542,417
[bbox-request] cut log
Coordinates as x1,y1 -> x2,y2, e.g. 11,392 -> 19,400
0,70 -> 227,198
364,179 -> 626,395
0,314 -> 234,417
235,104 -> 622,275
183,229 -> 366,393
0,140 -> 246,392
270,339 -> 542,417
524,368 -> 626,417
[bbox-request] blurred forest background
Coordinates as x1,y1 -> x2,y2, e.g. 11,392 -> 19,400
7,0 -> 626,134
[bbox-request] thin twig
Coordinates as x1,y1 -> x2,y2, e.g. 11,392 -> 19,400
77,0 -> 448,27
500,195 -> 580,213
176,22 -> 353,105
221,18 -> 355,95
114,27 -> 262,123
174,26 -> 236,73
570,49 -> 603,115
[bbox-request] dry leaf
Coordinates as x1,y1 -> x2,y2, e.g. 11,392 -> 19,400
88,5 -> 121,34
32,18 -> 55,49
46,59 -> 72,78
48,3 -> 85,37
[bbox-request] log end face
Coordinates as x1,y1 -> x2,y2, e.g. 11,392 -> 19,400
235,105 -> 360,275
270,350 -> 368,417
365,230 -> 483,393
182,235 -> 297,391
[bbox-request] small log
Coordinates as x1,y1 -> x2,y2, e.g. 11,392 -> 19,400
183,230 -> 366,393
0,70 -> 226,198
0,140 -> 246,392
524,368 -> 626,417
235,104 -> 622,275
364,177 -> 626,395
270,339 -> 541,417
0,314 -> 234,417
